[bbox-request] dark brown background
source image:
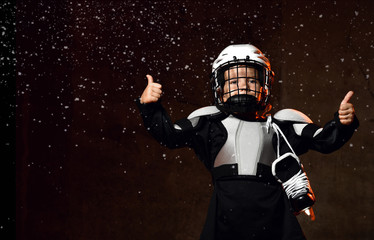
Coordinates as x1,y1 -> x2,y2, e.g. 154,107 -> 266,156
15,0 -> 373,239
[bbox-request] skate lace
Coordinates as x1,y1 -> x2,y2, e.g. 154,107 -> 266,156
272,122 -> 297,158
282,170 -> 309,198
272,122 -> 310,198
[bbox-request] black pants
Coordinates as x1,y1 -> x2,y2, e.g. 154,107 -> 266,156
201,177 -> 306,240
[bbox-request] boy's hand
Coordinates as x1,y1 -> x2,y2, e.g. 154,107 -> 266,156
338,91 -> 355,125
140,75 -> 163,104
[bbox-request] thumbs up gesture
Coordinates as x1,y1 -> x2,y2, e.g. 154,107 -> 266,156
140,75 -> 163,104
338,91 -> 355,125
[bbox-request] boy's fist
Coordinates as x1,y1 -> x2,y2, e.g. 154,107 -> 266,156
140,75 -> 163,104
338,91 -> 355,125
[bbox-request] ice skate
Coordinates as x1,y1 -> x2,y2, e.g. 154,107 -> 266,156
272,152 -> 316,220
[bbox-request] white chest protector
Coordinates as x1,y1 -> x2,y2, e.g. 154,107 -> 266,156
184,106 -> 317,177
214,115 -> 276,175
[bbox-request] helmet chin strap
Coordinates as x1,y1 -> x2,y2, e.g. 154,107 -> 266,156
218,94 -> 270,120
226,94 -> 257,105
226,94 -> 260,112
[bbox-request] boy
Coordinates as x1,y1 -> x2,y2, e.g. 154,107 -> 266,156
136,44 -> 358,240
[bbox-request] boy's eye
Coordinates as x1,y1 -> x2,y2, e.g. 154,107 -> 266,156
248,79 -> 257,84
230,80 -> 237,84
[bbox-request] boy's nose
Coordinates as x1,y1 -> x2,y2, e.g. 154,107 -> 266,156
238,80 -> 248,93
238,78 -> 248,87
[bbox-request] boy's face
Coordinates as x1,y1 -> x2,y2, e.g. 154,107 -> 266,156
222,66 -> 260,102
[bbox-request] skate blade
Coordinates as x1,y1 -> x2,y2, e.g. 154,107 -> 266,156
303,207 -> 315,221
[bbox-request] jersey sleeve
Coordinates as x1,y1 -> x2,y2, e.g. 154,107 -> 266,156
301,112 -> 359,154
274,109 -> 359,155
136,99 -> 196,149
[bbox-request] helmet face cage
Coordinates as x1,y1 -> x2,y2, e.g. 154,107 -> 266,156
211,59 -> 273,113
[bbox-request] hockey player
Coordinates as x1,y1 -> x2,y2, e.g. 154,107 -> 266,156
136,44 -> 358,240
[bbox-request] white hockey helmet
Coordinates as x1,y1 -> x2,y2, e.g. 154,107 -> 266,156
210,44 -> 274,114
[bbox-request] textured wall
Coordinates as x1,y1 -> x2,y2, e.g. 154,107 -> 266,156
16,0 -> 373,239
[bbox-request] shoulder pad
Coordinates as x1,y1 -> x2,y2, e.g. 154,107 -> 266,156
186,106 -> 222,128
188,106 -> 221,119
274,109 -> 313,124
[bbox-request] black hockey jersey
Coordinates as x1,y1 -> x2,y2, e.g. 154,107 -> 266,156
136,99 -> 359,240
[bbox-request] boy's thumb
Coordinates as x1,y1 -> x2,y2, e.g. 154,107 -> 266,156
146,74 -> 154,85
